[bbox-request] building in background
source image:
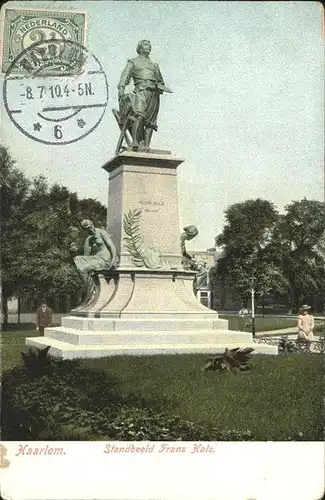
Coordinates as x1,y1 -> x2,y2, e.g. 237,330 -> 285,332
192,248 -> 242,311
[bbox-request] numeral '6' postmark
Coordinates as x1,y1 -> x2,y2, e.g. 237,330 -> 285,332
3,39 -> 108,145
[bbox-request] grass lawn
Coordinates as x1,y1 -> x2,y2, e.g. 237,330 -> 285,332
85,353 -> 324,440
1,330 -> 39,372
1,331 -> 324,440
220,315 -> 298,332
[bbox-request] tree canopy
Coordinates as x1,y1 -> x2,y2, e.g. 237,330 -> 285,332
214,198 -> 325,311
0,146 -> 107,323
271,199 -> 325,310
1,147 -> 30,302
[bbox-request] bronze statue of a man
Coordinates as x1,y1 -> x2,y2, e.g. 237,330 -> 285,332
117,40 -> 171,152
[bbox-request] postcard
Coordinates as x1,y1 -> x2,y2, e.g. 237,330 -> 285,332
1,1 -> 324,499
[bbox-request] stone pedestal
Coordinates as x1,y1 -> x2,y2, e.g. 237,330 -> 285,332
104,151 -> 185,270
26,151 -> 277,358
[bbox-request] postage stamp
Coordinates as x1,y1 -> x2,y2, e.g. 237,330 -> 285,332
3,38 -> 108,145
1,8 -> 87,75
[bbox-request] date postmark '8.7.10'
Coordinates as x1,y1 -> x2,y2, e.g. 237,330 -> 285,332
3,38 -> 109,145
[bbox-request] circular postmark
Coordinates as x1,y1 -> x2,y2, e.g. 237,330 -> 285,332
3,39 -> 108,145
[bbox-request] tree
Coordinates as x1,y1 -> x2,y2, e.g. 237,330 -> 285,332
0,147 -> 30,325
19,180 -> 81,300
214,199 -> 285,304
77,198 -> 106,227
270,199 -> 325,312
213,198 -> 325,312
1,147 -> 108,325
17,181 -> 107,302
216,199 -> 279,256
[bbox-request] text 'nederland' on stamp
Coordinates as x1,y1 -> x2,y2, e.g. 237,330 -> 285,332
3,39 -> 109,145
1,7 -> 87,75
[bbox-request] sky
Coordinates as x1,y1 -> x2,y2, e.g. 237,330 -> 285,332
1,1 -> 324,251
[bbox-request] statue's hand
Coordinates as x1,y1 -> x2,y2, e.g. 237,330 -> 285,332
157,83 -> 173,94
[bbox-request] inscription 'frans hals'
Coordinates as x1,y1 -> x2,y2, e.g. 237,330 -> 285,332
139,200 -> 164,207
139,200 -> 164,213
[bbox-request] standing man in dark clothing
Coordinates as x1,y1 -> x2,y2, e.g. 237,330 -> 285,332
117,40 -> 172,151
36,299 -> 52,336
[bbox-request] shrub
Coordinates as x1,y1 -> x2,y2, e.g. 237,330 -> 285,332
278,336 -> 299,354
21,346 -> 52,377
1,360 -> 253,441
202,347 -> 254,373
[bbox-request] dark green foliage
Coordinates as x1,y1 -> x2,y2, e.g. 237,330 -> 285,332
278,336 -> 299,354
1,147 -> 30,324
215,199 -> 286,302
1,359 -> 252,441
202,347 -> 254,373
271,199 -> 325,310
214,198 -> 325,311
216,199 -> 279,255
20,346 -> 51,377
2,332 -> 324,441
0,146 -> 107,317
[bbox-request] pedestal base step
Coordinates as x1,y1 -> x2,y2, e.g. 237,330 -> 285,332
26,336 -> 278,359
62,316 -> 229,331
44,326 -> 252,346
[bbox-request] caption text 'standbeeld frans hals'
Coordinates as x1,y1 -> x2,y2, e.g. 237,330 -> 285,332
104,443 -> 216,454
14,443 -> 216,457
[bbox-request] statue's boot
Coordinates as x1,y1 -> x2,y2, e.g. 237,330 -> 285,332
132,119 -> 143,150
144,128 -> 153,151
